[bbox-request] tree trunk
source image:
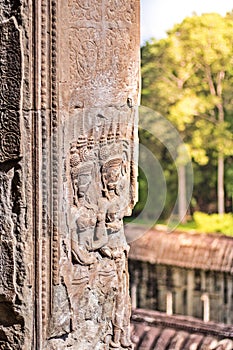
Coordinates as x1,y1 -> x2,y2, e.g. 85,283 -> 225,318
178,164 -> 187,223
209,70 -> 225,215
218,154 -> 225,214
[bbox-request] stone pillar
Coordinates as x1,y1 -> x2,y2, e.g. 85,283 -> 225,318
166,291 -> 173,316
0,1 -> 140,349
201,293 -> 210,322
187,270 -> 194,316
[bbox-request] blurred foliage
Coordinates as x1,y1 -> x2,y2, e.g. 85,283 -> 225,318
139,12 -> 233,219
193,212 -> 233,235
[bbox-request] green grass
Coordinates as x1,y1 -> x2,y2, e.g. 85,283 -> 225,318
123,216 -> 158,227
172,221 -> 197,231
124,213 -> 233,237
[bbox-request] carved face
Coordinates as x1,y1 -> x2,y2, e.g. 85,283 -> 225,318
104,164 -> 121,191
75,173 -> 92,198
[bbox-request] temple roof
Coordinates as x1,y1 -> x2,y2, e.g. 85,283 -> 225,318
126,224 -> 233,273
131,309 -> 233,350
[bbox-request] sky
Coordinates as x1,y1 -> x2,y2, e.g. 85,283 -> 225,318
141,0 -> 233,44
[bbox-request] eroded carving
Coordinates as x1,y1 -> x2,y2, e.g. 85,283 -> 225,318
68,1 -> 139,107
0,0 -> 139,348
66,117 -> 134,348
68,0 -> 102,21
47,0 -> 139,348
0,0 -> 21,23
105,0 -> 136,24
0,17 -> 22,163
0,163 -> 25,334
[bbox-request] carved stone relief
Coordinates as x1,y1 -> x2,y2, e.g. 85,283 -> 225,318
0,0 -> 139,348
67,0 -> 139,107
45,0 -> 139,348
0,1 -> 32,348
0,17 -> 22,163
68,0 -> 102,22
46,107 -> 137,348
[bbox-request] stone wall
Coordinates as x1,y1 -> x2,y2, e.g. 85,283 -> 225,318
0,1 -> 140,349
0,1 -> 34,348
129,260 -> 233,325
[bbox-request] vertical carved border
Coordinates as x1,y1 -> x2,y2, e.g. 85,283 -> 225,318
33,0 -> 43,346
40,0 -> 60,337
41,0 -> 49,336
51,0 -> 59,288
33,0 -> 59,345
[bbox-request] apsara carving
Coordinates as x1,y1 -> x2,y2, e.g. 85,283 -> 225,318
68,118 -> 133,348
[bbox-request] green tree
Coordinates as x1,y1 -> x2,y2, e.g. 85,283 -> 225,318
141,12 -> 233,216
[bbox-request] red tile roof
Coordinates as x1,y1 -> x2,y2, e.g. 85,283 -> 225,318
131,309 -> 233,349
126,225 -> 233,273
